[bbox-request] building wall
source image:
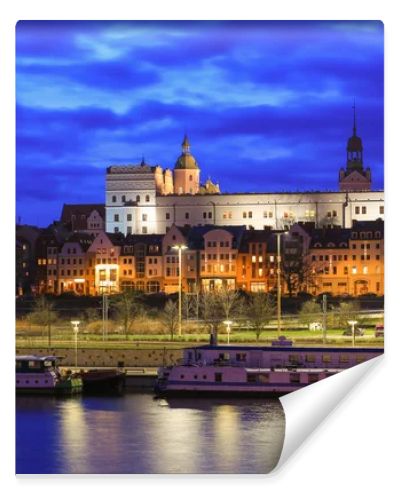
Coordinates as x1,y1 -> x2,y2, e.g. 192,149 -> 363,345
106,188 -> 384,235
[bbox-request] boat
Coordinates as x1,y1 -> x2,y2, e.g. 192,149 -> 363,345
155,340 -> 383,396
80,369 -> 126,395
16,355 -> 83,395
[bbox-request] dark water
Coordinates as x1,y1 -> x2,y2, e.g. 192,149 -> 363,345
16,392 -> 285,474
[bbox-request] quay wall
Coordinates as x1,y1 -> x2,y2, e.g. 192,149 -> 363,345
16,347 -> 183,368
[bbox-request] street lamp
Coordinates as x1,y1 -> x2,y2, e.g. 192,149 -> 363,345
348,320 -> 358,348
223,320 -> 233,345
71,320 -> 80,368
276,231 -> 288,336
172,244 -> 188,337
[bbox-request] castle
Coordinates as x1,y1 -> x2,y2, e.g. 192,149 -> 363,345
105,113 -> 382,236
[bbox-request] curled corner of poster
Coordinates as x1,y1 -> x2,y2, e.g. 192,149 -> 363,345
274,354 -> 384,471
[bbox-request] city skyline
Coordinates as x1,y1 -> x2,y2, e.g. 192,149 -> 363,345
16,21 -> 384,227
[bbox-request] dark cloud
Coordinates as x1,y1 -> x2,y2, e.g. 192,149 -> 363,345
16,21 -> 384,226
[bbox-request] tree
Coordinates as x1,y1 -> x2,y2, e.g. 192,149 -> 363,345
28,296 -> 58,347
299,300 -> 322,328
162,300 -> 179,341
335,301 -> 362,329
200,290 -> 225,343
247,292 -> 276,341
111,291 -> 139,340
219,288 -> 241,321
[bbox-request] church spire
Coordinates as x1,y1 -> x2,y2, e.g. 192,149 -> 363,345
182,133 -> 190,154
353,98 -> 357,136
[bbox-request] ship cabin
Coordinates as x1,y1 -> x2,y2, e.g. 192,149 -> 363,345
16,355 -> 63,373
182,344 -> 383,370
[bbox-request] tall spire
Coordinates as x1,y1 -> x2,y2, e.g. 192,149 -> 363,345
353,98 -> 357,136
182,133 -> 190,153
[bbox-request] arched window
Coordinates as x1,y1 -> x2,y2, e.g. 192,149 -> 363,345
122,195 -> 126,203
145,194 -> 150,202
136,195 -> 141,203
189,175 -> 193,181
112,195 -> 117,203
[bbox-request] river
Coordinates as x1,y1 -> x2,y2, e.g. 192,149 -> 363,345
16,392 -> 285,474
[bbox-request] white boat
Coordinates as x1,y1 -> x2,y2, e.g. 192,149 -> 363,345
155,341 -> 383,396
16,355 -> 83,395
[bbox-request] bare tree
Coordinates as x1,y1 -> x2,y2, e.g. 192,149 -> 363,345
28,296 -> 58,347
162,300 -> 179,341
334,301 -> 362,329
219,288 -> 241,321
247,292 -> 276,341
299,300 -> 322,328
200,290 -> 225,343
111,291 -> 139,340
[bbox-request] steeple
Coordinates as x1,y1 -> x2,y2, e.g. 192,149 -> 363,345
182,134 -> 190,154
347,101 -> 363,169
140,156 -> 146,167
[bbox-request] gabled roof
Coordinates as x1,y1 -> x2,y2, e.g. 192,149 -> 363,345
64,232 -> 95,251
60,204 -> 105,229
184,225 -> 246,250
310,228 -> 351,248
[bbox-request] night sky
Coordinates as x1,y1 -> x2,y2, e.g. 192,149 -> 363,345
16,21 -> 384,227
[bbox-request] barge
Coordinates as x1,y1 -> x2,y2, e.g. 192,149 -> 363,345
155,339 -> 383,396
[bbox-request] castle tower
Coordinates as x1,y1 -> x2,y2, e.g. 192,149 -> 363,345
339,103 -> 371,191
173,134 -> 200,195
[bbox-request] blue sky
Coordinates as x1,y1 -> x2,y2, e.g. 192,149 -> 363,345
16,21 -> 384,227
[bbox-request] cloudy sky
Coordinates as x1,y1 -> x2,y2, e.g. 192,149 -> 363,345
16,21 -> 384,226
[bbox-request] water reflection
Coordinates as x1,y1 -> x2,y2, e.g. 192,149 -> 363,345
16,393 -> 285,474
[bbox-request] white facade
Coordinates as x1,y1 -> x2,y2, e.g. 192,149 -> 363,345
106,184 -> 384,235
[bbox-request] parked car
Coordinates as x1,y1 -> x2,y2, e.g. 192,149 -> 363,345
343,326 -> 364,336
375,325 -> 384,337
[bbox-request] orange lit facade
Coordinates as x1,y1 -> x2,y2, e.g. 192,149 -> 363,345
35,220 -> 383,297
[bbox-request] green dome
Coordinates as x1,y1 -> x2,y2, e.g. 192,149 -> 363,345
175,152 -> 199,170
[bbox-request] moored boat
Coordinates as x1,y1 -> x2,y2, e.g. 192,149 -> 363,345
16,356 -> 83,395
155,341 -> 383,397
80,369 -> 126,395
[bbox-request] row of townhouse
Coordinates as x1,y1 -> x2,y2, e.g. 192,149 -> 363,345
31,219 -> 384,297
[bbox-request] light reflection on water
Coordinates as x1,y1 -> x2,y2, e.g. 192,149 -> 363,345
16,393 -> 285,474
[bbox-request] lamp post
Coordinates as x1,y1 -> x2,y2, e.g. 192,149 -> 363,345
348,320 -> 358,348
276,231 -> 287,336
172,244 -> 188,338
223,320 -> 233,344
71,320 -> 80,368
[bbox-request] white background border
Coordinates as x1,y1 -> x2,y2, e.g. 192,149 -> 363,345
1,1 -> 398,499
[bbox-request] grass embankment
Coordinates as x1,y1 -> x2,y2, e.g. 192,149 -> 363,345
16,329 -> 384,350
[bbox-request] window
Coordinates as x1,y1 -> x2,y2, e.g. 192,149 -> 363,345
127,226 -> 132,234
142,214 -> 147,222
379,206 -> 384,214
114,227 -> 119,233
362,206 -> 367,214
248,211 -> 253,218
243,212 -> 247,218
136,195 -> 140,203
112,195 -> 116,203
355,206 -> 360,215
145,195 -> 150,202
114,214 -> 119,222
122,195 -> 126,203
203,212 -> 207,219
332,210 -> 337,217
185,212 -> 189,219
215,373 -> 222,382
166,213 -> 170,220
208,212 -> 212,219
142,227 -> 147,234
127,214 -> 132,221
